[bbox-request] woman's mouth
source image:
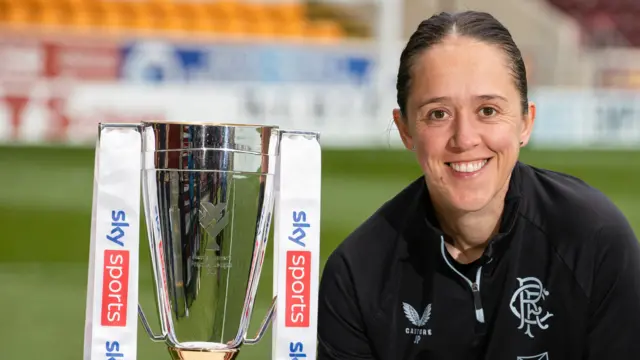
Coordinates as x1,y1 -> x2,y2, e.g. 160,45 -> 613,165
445,158 -> 490,174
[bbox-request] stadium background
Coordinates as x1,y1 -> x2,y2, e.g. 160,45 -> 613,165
1,0 -> 640,359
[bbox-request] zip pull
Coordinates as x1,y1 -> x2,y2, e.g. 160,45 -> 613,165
440,236 -> 486,324
472,268 -> 485,323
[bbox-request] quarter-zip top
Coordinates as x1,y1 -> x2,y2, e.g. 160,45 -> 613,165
318,161 -> 640,360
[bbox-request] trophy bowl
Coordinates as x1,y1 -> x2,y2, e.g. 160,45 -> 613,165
138,121 -> 279,360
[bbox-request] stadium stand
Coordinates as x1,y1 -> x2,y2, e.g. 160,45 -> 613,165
0,0 -> 350,41
0,0 -> 638,90
0,0 -> 639,149
545,0 -> 640,47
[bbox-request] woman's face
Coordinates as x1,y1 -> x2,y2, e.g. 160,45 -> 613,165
394,35 -> 536,213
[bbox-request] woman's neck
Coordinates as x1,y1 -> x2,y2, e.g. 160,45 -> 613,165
433,182 -> 509,265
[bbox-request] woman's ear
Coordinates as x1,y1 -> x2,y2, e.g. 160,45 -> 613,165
393,108 -> 414,151
520,101 -> 536,147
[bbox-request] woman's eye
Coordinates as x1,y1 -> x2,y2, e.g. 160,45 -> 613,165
479,107 -> 497,117
429,110 -> 447,120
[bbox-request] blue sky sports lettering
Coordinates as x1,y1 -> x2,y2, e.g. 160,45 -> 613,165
105,340 -> 124,359
288,211 -> 310,247
107,210 -> 129,247
289,341 -> 306,360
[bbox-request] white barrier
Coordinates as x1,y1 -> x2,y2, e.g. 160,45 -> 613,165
1,81 -> 640,149
530,87 -> 640,148
0,81 -> 402,148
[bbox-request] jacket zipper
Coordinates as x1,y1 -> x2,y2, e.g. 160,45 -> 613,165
440,236 -> 485,323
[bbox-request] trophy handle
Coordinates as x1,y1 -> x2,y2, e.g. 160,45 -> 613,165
243,295 -> 277,345
138,304 -> 165,341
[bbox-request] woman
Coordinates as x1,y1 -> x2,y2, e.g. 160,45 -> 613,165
317,10 -> 640,360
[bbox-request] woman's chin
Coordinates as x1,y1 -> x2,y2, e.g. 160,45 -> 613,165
445,191 -> 494,213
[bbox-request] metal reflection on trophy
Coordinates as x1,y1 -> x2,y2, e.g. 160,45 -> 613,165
137,121 -> 279,360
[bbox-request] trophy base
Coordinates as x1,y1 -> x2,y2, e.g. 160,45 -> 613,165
168,346 -> 239,360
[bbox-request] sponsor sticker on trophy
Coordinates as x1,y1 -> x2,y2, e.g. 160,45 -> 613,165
83,124 -> 142,360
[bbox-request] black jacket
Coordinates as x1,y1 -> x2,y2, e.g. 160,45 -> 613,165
317,161 -> 640,360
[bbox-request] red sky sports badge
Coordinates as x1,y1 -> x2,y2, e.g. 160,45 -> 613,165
286,250 -> 311,327
101,249 -> 130,327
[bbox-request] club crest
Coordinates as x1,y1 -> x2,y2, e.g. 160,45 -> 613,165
509,277 -> 554,338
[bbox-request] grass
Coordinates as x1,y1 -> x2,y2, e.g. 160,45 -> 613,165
0,146 -> 639,359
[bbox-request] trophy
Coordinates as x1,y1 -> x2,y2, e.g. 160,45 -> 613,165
83,121 -> 321,360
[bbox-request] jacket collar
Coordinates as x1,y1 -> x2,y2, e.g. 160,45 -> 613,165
400,161 -> 524,264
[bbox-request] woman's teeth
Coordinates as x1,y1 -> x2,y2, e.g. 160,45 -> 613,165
448,159 -> 488,173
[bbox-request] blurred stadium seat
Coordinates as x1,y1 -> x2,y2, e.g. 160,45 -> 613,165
0,0 -> 347,40
545,0 -> 640,46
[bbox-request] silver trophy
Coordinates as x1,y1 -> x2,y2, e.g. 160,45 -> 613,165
138,121 -> 281,360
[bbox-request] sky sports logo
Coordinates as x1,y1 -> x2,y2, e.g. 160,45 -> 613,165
101,210 -> 130,327
286,210 -> 311,328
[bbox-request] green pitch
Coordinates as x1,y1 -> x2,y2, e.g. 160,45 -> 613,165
0,146 -> 639,360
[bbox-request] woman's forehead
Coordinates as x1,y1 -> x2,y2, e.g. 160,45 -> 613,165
409,37 -> 517,102
414,37 -> 511,79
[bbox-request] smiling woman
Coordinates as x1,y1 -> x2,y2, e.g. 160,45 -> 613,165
317,10 -> 640,360
392,12 -> 535,260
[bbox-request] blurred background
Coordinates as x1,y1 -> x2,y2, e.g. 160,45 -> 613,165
0,0 -> 639,359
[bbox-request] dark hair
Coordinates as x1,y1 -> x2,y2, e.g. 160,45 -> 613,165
396,11 -> 529,117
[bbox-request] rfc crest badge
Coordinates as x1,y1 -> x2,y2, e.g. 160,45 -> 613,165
510,277 -> 554,338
